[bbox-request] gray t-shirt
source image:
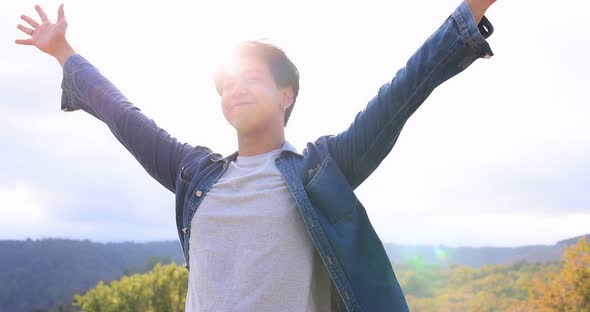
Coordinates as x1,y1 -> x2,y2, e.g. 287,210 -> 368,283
185,145 -> 333,312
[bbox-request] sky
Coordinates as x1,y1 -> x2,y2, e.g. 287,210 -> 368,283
1,0 -> 589,247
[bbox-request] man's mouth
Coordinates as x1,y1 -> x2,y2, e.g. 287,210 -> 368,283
233,102 -> 253,108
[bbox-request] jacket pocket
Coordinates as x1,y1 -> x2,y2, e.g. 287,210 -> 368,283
304,155 -> 358,224
179,162 -> 195,183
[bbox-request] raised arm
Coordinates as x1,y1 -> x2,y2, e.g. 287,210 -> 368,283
325,0 -> 496,190
15,4 -> 193,193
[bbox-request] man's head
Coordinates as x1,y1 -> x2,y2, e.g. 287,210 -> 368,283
214,41 -> 299,133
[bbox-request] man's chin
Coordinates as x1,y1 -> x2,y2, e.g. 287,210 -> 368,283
232,119 -> 271,136
231,118 -> 257,133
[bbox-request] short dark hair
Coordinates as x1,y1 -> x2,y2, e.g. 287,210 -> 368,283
214,40 -> 300,126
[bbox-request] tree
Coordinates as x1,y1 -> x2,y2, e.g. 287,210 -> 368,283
527,237 -> 590,311
72,263 -> 187,312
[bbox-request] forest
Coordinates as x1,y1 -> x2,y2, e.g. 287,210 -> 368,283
2,236 -> 587,311
70,237 -> 590,312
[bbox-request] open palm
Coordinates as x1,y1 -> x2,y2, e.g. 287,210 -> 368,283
15,4 -> 68,56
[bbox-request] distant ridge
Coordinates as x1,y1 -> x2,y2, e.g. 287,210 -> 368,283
384,243 -> 562,268
383,234 -> 589,268
556,233 -> 590,246
0,234 -> 588,312
0,238 -> 184,312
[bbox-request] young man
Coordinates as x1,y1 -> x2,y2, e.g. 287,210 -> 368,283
15,0 -> 497,311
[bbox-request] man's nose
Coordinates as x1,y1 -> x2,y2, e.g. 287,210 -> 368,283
231,78 -> 249,97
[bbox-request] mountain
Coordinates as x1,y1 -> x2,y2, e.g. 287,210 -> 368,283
556,233 -> 590,246
384,243 -> 563,268
0,234 -> 587,312
0,238 -> 184,312
383,235 -> 589,268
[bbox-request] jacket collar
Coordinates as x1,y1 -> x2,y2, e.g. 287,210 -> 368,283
208,140 -> 303,163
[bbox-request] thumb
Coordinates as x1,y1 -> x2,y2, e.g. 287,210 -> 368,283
57,3 -> 65,22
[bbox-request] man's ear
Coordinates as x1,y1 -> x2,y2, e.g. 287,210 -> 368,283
280,87 -> 294,111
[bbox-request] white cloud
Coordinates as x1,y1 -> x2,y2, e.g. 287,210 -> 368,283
0,181 -> 46,221
0,180 -> 70,240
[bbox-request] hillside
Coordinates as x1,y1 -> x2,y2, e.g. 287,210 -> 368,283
0,238 -> 183,312
384,243 -> 564,268
0,235 -> 586,312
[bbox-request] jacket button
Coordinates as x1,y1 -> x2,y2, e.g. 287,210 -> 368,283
195,190 -> 202,197
182,227 -> 187,234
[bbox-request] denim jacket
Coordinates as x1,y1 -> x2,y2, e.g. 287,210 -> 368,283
60,1 -> 493,310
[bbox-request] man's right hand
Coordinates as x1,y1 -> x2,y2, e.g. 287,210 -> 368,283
15,4 -> 76,67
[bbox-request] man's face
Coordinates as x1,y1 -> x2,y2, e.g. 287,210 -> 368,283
220,56 -> 293,134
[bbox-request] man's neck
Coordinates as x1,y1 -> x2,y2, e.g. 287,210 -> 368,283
237,125 -> 286,157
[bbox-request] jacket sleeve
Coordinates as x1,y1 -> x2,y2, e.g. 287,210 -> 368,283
60,54 -> 193,194
325,0 -> 495,190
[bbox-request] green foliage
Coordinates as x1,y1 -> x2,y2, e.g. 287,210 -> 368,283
398,260 -> 553,311
72,263 -> 187,312
398,238 -> 590,312
0,238 -> 184,312
45,238 -> 590,312
123,256 -> 174,276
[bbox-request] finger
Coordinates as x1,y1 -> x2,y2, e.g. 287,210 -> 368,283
35,5 -> 50,23
17,24 -> 34,36
15,39 -> 34,45
20,14 -> 40,28
57,4 -> 65,22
